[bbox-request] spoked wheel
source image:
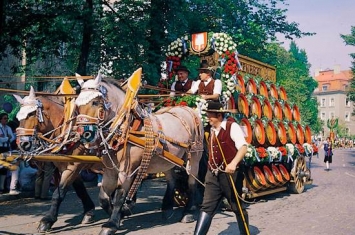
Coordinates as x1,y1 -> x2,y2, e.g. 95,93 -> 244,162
289,156 -> 310,194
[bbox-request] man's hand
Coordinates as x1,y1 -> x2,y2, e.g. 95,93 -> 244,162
225,162 -> 238,174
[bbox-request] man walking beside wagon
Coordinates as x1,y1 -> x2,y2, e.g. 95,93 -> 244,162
194,101 -> 250,235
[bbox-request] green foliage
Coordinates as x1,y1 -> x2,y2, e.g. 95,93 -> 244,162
341,26 -> 355,115
335,119 -> 350,138
1,0 -> 312,85
261,42 -> 320,133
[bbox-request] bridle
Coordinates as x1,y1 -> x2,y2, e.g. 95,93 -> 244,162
16,99 -> 48,152
76,86 -> 112,144
16,99 -> 67,154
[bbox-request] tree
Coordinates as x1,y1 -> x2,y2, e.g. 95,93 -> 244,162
341,26 -> 355,115
261,41 -> 321,132
0,0 -> 312,85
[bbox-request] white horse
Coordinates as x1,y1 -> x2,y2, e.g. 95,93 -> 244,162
74,69 -> 204,235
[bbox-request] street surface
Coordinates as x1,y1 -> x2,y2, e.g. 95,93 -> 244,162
0,148 -> 355,235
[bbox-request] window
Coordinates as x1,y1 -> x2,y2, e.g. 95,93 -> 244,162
322,85 -> 328,91
321,112 -> 326,120
345,112 -> 350,121
330,98 -> 335,107
346,98 -> 351,107
346,128 -> 350,135
329,112 -> 335,119
321,98 -> 326,107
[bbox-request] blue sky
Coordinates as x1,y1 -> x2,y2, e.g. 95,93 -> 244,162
278,0 -> 355,76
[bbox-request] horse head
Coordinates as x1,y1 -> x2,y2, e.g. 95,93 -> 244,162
14,87 -> 64,152
75,72 -> 124,148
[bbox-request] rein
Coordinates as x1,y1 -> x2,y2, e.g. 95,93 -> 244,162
17,96 -> 78,155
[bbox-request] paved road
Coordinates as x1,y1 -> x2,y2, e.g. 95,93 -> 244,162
1,148 -> 355,235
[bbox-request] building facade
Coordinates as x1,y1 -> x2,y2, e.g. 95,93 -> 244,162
313,65 -> 355,138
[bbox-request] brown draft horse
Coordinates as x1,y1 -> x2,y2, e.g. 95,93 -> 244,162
74,70 -> 204,235
14,86 -> 102,233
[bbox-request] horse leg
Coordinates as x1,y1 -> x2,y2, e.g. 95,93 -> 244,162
37,167 -> 79,232
181,150 -> 205,223
71,178 -> 96,224
37,183 -> 69,232
180,174 -> 198,223
99,188 -> 126,235
161,168 -> 176,220
121,192 -> 137,217
99,186 -> 112,215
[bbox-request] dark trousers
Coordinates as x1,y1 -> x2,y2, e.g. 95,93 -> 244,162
0,147 -> 10,191
201,169 -> 245,215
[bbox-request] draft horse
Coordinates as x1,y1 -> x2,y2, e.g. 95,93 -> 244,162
74,69 -> 204,235
14,85 -> 101,232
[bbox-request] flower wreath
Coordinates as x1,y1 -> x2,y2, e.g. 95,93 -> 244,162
302,143 -> 313,157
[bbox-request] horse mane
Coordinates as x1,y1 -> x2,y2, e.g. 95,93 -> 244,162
103,77 -> 125,90
100,79 -> 126,113
41,95 -> 64,106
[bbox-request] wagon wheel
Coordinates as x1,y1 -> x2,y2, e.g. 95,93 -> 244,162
289,156 -> 309,194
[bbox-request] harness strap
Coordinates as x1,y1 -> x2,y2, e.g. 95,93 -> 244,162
127,117 -> 155,200
180,106 -> 204,152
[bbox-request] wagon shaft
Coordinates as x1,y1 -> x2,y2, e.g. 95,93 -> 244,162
1,152 -> 101,163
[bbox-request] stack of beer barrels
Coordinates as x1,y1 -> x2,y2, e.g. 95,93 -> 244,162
230,74 -> 312,192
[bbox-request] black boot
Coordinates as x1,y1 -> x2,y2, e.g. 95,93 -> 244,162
194,211 -> 212,235
236,210 -> 249,235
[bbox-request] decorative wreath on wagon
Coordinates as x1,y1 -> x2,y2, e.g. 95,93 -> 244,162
161,32 -> 241,109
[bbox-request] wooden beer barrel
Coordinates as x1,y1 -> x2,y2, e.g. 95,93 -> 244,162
252,119 -> 266,147
258,81 -> 269,98
282,102 -> 293,121
262,99 -> 273,120
263,165 -> 278,187
272,100 -> 283,120
246,166 -> 267,192
249,95 -> 262,118
271,164 -> 286,185
239,118 -> 252,144
304,125 -> 312,144
264,120 -> 277,146
286,122 -> 297,144
275,121 -> 287,146
236,74 -> 246,94
236,93 -> 249,117
246,77 -> 258,94
295,123 -> 305,144
292,105 -> 301,122
278,164 -> 291,182
268,84 -> 279,100
226,94 -> 235,110
278,86 -> 288,101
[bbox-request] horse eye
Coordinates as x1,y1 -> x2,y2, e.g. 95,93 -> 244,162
28,112 -> 35,117
92,101 -> 100,106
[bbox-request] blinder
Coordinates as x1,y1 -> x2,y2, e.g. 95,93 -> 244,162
16,99 -> 45,152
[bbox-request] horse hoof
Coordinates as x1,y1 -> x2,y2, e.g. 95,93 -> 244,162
181,214 -> 195,223
82,214 -> 95,224
37,221 -> 54,233
81,210 -> 95,224
99,228 -> 116,235
162,209 -> 174,220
